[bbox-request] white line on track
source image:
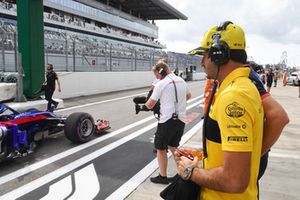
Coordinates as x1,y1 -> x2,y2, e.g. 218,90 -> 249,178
106,120 -> 204,200
0,123 -> 154,199
269,149 -> 300,159
58,91 -> 202,112
56,92 -> 148,112
270,153 -> 300,159
0,95 -> 204,186
2,117 -> 204,200
57,79 -> 203,112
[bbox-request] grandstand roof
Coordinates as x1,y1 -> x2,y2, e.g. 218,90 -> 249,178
96,0 -> 188,20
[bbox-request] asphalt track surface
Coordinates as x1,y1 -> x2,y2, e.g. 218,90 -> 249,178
0,80 -> 205,200
125,81 -> 300,200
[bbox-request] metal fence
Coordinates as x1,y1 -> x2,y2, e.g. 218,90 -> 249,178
0,32 -> 17,72
0,32 -> 202,73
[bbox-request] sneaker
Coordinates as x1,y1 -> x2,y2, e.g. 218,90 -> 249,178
167,174 -> 179,183
150,174 -> 169,184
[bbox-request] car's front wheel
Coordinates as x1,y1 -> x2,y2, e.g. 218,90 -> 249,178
64,112 -> 95,143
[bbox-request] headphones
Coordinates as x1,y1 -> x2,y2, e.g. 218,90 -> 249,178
155,65 -> 167,78
208,21 -> 233,66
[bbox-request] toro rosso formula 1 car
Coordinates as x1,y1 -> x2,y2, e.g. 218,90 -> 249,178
0,103 -> 110,163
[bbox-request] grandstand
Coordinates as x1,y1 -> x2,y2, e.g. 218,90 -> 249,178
0,0 -> 201,74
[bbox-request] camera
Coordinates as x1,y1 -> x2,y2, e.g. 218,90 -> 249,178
133,96 -> 149,114
133,90 -> 160,118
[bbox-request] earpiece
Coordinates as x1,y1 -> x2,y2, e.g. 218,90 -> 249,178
156,66 -> 167,77
155,61 -> 167,78
208,21 -> 233,66
209,39 -> 230,66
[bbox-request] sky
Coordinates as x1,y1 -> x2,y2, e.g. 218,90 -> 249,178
156,0 -> 300,67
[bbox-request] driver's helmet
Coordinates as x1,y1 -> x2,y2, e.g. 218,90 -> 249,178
0,104 -> 6,114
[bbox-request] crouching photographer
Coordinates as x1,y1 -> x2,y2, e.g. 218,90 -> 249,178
144,60 -> 191,184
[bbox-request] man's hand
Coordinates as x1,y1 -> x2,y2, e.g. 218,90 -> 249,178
175,150 -> 199,178
184,148 -> 203,159
145,98 -> 157,109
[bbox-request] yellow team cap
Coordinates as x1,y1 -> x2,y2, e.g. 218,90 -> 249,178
188,22 -> 246,55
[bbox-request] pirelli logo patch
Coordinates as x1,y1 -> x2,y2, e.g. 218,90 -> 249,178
225,102 -> 245,118
228,136 -> 248,142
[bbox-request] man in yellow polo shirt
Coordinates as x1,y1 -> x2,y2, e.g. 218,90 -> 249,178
176,21 -> 264,200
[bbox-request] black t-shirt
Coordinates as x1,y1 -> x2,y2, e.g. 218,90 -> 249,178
266,72 -> 274,83
46,71 -> 57,89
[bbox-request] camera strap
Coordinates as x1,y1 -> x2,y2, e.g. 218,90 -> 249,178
168,76 -> 179,115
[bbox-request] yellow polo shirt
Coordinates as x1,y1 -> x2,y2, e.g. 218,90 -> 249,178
201,67 -> 264,200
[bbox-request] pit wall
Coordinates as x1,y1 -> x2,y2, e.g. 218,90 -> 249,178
53,71 -> 206,99
0,72 -> 206,101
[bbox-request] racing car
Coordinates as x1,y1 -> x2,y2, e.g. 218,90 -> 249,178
0,103 -> 110,162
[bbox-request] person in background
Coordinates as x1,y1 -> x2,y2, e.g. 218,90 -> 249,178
273,69 -> 279,87
283,69 -> 287,86
145,60 -> 191,184
249,68 -> 289,180
45,63 -> 61,112
259,69 -> 266,85
266,68 -> 274,93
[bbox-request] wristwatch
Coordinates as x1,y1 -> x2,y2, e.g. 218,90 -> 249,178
182,166 -> 195,180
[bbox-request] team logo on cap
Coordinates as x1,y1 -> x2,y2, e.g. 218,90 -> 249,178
225,102 -> 245,118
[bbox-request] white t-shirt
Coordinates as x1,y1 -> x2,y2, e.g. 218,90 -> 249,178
150,73 -> 190,123
151,78 -> 160,87
297,71 -> 300,80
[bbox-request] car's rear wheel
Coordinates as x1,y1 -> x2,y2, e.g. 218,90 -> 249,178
64,112 -> 95,143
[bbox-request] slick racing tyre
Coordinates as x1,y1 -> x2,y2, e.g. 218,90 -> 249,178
64,112 -> 95,143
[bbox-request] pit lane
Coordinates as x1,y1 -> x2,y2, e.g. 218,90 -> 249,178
0,81 -> 205,199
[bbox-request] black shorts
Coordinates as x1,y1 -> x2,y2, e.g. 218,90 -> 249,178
154,118 -> 185,150
266,81 -> 272,88
298,80 -> 300,87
